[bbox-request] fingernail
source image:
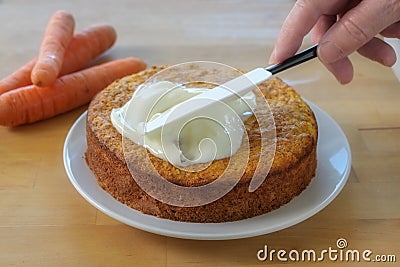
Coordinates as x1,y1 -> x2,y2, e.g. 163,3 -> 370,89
318,41 -> 344,64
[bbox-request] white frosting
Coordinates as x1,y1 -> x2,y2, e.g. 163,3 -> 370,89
111,81 -> 256,167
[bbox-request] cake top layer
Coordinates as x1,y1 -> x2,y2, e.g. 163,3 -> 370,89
87,66 -> 318,187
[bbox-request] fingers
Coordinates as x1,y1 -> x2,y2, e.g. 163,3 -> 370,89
381,21 -> 400,38
317,0 -> 400,64
270,0 -> 400,84
269,0 -> 343,64
322,38 -> 397,84
310,15 -> 337,43
321,37 -> 396,84
357,37 -> 397,66
323,57 -> 354,84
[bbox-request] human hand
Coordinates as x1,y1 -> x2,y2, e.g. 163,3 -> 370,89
269,0 -> 400,84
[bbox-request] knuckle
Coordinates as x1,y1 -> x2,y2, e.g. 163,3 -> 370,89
340,16 -> 370,45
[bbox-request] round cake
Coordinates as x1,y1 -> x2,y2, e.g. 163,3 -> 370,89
85,66 -> 318,223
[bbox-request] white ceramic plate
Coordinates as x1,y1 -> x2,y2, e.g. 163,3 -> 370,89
63,101 -> 351,240
384,38 -> 400,81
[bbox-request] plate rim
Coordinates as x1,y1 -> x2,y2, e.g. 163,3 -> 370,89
63,101 -> 351,240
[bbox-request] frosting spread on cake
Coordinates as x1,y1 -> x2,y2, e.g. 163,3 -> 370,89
111,81 -> 256,167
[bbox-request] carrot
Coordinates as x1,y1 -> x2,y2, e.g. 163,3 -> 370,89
31,10 -> 75,87
61,24 -> 117,74
0,57 -> 146,127
0,24 -> 117,95
0,58 -> 37,95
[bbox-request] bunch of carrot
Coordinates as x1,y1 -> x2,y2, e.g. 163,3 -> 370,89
0,10 -> 146,127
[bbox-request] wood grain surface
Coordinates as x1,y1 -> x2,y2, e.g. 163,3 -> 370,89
0,0 -> 399,266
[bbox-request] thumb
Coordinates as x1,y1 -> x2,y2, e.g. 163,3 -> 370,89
318,0 -> 400,64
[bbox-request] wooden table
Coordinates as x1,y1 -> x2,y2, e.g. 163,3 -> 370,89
1,1 -> 399,266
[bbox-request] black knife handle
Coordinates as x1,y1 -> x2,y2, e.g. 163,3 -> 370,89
266,44 -> 318,75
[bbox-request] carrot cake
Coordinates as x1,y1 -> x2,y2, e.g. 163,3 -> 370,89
85,66 -> 318,223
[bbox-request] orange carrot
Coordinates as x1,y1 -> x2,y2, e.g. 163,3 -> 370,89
61,24 -> 117,74
0,57 -> 146,127
0,58 -> 37,95
0,24 -> 117,95
31,10 -> 75,87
